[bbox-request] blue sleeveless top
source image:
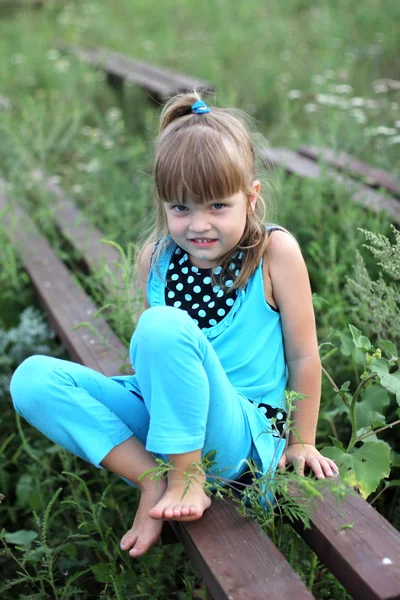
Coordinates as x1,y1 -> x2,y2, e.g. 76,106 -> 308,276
147,229 -> 288,476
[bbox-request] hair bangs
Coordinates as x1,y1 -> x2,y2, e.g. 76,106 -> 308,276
156,127 -> 247,205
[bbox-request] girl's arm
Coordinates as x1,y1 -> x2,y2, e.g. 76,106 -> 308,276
266,231 -> 338,478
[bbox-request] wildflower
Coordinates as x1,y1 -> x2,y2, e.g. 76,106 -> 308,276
106,107 -> 122,121
0,96 -> 11,111
103,139 -> 114,149
11,54 -> 24,65
351,97 -> 366,107
71,184 -> 83,194
395,121 -> 400,128
287,90 -> 302,100
333,84 -> 353,94
46,49 -> 60,61
304,103 -> 318,113
54,59 -> 70,73
351,109 -> 367,124
312,75 -> 325,85
324,70 -> 335,79
388,135 -> 400,145
374,83 -> 389,94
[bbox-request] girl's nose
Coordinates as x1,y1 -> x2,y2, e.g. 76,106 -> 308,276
189,212 -> 211,232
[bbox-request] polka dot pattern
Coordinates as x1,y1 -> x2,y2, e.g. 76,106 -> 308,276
165,246 -> 243,329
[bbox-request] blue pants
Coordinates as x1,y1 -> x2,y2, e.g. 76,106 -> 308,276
10,307 -> 254,483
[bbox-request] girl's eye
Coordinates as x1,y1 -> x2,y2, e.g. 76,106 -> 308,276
171,205 -> 188,213
212,203 -> 225,210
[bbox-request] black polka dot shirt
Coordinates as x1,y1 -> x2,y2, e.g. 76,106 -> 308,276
165,246 -> 243,329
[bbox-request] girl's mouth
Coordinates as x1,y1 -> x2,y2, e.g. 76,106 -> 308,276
189,239 -> 217,248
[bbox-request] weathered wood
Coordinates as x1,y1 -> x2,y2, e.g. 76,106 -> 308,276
172,498 -> 314,600
263,147 -> 400,225
0,183 -> 129,377
59,43 -> 214,101
289,482 -> 400,600
298,145 -> 400,198
43,177 -> 125,282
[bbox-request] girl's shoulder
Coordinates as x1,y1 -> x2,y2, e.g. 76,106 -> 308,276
262,225 -> 305,309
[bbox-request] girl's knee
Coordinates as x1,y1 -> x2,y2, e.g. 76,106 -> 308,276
10,355 -> 60,417
131,306 -> 193,354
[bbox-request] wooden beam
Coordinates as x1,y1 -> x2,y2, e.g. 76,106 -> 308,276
298,145 -> 400,198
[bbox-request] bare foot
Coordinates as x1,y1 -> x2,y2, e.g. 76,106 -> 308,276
148,473 -> 211,521
120,478 -> 167,558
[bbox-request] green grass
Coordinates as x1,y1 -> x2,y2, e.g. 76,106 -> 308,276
0,0 -> 399,597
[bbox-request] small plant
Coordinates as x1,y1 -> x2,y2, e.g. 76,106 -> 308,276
0,307 -> 61,398
345,225 -> 400,343
320,324 -> 399,498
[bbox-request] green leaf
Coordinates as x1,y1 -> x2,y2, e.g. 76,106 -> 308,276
91,563 -> 113,583
355,385 -> 390,429
16,475 -> 42,511
329,436 -> 345,450
380,340 -> 398,361
4,530 -> 38,547
349,325 -> 372,352
370,360 -> 400,403
321,441 -> 391,498
391,451 -> 400,468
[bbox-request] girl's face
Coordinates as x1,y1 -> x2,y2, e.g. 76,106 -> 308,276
164,182 -> 260,268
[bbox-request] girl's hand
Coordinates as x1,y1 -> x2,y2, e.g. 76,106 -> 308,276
278,443 -> 339,479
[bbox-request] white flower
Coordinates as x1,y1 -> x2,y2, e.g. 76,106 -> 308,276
11,53 -> 24,65
0,95 -> 11,111
333,84 -> 353,94
351,97 -> 366,107
312,75 -> 325,85
46,49 -> 60,61
324,70 -> 335,79
374,83 -> 388,94
395,121 -> 400,128
316,94 -> 338,106
106,107 -> 122,121
71,184 -> 83,194
287,89 -> 302,100
351,109 -> 367,124
388,135 -> 400,145
304,103 -> 318,113
373,126 -> 397,136
54,59 -> 70,73
103,139 -> 114,149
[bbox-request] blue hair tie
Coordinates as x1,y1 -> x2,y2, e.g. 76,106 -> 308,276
191,100 -> 210,114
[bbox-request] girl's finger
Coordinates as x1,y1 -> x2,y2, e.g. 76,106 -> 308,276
328,459 -> 340,474
307,457 -> 324,479
293,455 -> 305,476
278,453 -> 287,470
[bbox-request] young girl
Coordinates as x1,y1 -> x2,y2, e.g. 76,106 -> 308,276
10,91 -> 338,559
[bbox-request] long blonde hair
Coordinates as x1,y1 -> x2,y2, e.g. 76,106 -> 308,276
139,90 -> 272,289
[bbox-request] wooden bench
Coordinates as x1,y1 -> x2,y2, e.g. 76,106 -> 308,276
262,146 -> 400,226
2,178 -> 400,599
58,42 -> 215,103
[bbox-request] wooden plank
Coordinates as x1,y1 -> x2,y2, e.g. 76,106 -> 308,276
0,185 -> 129,377
263,148 -> 400,225
59,43 -> 214,101
1,184 -> 312,599
43,177 -> 124,281
172,498 -> 314,600
298,145 -> 400,198
289,482 -> 400,600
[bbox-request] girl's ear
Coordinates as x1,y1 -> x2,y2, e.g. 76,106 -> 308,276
248,180 -> 261,213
